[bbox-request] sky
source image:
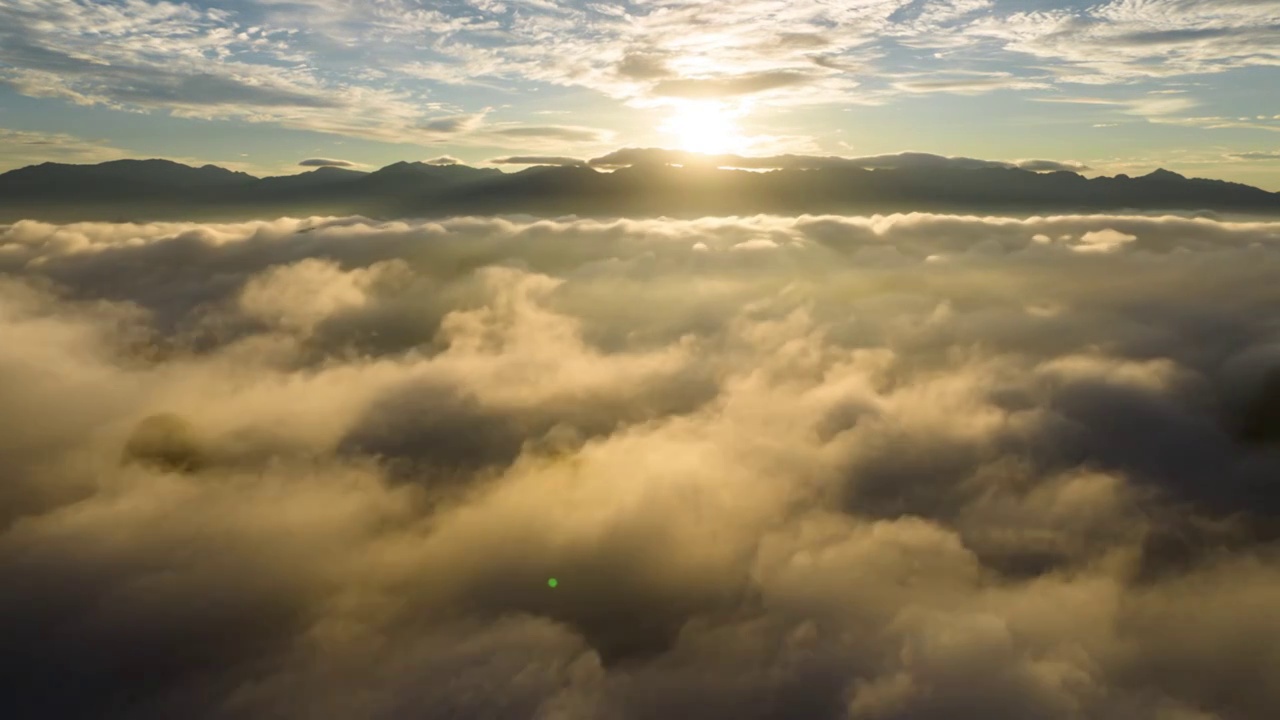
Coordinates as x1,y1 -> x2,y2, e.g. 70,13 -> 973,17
10,4 -> 1280,718
0,0 -> 1278,187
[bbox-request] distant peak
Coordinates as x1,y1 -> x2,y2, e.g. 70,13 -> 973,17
1144,168 -> 1186,181
514,163 -> 598,178
374,161 -> 448,174
103,159 -> 241,175
102,158 -> 172,167
370,161 -> 498,178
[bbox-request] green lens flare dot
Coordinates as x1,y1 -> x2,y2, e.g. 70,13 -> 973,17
547,578 -> 558,588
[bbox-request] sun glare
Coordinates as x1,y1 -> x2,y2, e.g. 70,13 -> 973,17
660,101 -> 751,155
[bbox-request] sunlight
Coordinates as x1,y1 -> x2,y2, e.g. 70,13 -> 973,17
659,101 -> 751,155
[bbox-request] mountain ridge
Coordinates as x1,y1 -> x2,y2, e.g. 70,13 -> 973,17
1,157 -> 1277,222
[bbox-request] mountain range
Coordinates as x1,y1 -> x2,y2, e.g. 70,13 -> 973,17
1,157 -> 1278,222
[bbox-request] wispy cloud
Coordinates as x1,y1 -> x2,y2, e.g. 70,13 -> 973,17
889,72 -> 1052,95
965,0 -> 1280,83
0,128 -> 127,169
1230,151 -> 1280,161
490,155 -> 587,166
1033,94 -> 1202,119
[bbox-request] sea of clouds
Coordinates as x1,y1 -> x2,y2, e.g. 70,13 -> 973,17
3,212 -> 1280,719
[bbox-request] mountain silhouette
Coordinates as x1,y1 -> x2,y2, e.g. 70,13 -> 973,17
0,159 -> 255,197
1,157 -> 1277,222
257,166 -> 367,189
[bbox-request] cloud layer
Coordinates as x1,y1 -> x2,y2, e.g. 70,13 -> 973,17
4,212 -> 1280,718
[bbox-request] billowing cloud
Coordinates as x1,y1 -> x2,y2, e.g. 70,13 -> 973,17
299,158 -> 358,168
4,211 -> 1280,717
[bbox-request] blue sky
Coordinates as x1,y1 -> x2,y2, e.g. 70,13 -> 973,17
0,0 -> 1278,187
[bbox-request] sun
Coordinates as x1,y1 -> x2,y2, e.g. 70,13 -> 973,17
660,101 -> 751,155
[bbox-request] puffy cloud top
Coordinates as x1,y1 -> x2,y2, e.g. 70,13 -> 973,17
3,211 -> 1280,718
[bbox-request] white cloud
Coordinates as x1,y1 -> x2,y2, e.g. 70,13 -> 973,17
298,157 -> 359,168
1077,228 -> 1139,253
967,0 -> 1280,84
3,211 -> 1280,716
0,0 -> 444,143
